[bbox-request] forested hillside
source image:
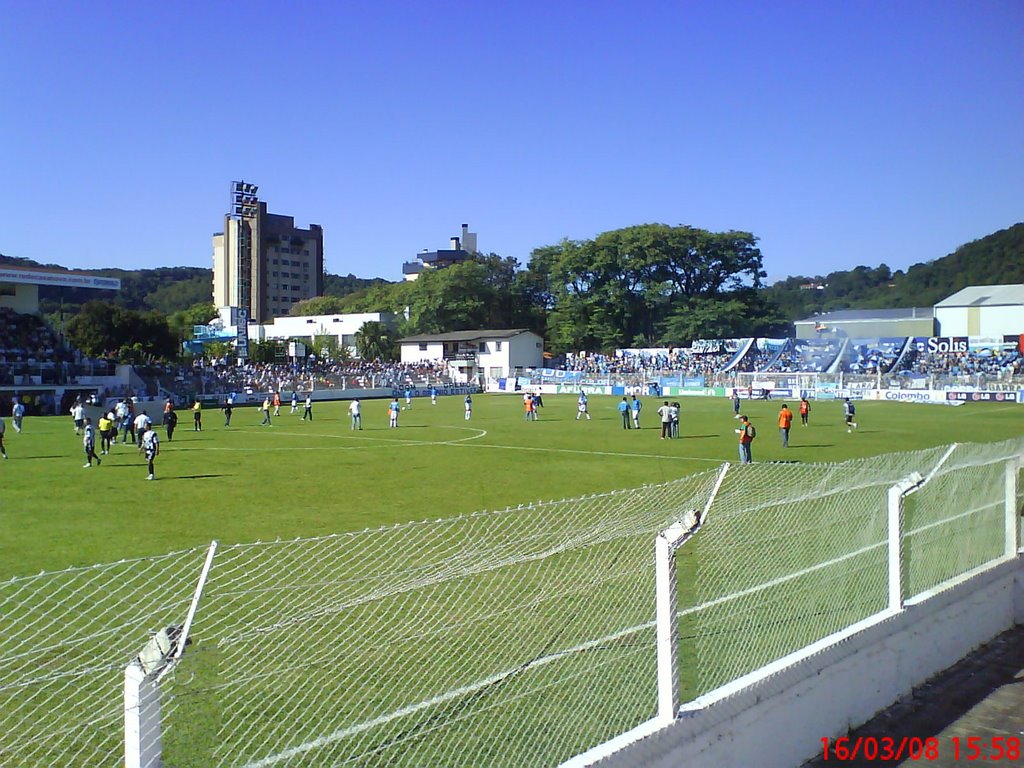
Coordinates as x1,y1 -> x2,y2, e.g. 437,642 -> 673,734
764,223 -> 1024,320
0,254 -> 384,316
3,221 -> 1021,355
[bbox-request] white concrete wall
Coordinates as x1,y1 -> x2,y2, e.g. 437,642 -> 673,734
401,341 -> 444,364
567,556 -> 1022,768
935,306 -> 1024,337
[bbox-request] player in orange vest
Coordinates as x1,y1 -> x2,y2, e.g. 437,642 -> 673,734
778,404 -> 793,448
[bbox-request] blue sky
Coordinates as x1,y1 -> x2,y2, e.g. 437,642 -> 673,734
1,1 -> 1021,284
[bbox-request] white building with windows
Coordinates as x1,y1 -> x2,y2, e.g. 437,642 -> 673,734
399,329 -> 544,383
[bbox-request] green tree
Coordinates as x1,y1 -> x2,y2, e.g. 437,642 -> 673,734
290,295 -> 349,316
530,225 -> 765,353
354,321 -> 397,361
66,301 -> 179,360
168,303 -> 219,341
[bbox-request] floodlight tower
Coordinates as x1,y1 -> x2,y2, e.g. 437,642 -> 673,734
229,181 -> 259,361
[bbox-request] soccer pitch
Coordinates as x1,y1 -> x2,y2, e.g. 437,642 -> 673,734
3,392 -> 1021,580
3,393 -> 1023,767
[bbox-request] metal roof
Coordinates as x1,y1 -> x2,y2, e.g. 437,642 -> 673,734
400,329 -> 536,343
795,307 -> 933,324
934,284 -> 1024,308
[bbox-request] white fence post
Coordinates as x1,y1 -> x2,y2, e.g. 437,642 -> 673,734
887,473 -> 924,612
655,504 -> 709,721
125,663 -> 162,768
1005,457 -> 1021,556
655,531 -> 678,721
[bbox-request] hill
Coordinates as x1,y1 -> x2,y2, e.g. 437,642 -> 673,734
0,254 -> 388,316
765,223 -> 1024,321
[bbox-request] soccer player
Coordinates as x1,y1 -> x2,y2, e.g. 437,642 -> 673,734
431,386 -> 437,406
618,397 -> 631,429
657,401 -> 672,439
12,400 -> 25,433
71,400 -> 85,435
524,393 -> 534,421
223,398 -> 233,427
670,402 -> 680,438
164,407 -> 178,442
389,397 -> 401,428
119,399 -> 135,445
464,394 -> 472,420
405,388 -> 412,409
576,392 -> 591,421
778,403 -> 793,448
260,397 -> 272,426
735,415 -> 755,463
349,398 -> 362,430
799,397 -> 810,426
0,414 -> 8,459
82,417 -> 101,467
302,393 -> 313,421
290,391 -> 298,414
843,398 -> 858,432
192,400 -> 203,431
631,395 -> 642,429
273,392 -> 282,417
134,410 -> 152,448
732,391 -> 741,419
98,411 -> 114,454
140,426 -> 160,480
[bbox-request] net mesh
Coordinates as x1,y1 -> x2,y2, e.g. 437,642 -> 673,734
1,438 -> 1020,767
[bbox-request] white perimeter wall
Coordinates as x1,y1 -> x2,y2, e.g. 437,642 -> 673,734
567,556 -> 1023,768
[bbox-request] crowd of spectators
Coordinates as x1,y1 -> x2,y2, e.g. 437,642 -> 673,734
0,308 -> 67,384
181,358 -> 453,398
897,347 -> 1023,379
562,347 -> 739,379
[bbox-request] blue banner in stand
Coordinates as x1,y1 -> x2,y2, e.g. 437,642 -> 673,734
235,309 -> 249,359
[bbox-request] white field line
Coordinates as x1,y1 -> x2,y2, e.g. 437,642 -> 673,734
246,495 -> 1003,766
447,441 -> 725,463
172,427 -> 489,451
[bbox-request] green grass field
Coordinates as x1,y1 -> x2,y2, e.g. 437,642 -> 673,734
3,392 -> 1022,579
3,393 -> 1022,766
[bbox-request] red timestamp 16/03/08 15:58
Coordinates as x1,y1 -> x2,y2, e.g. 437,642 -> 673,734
820,735 -> 1021,762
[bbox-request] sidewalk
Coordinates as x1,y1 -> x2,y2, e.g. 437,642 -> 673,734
801,624 -> 1023,767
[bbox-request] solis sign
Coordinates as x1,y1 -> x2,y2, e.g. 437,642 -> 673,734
915,336 -> 969,354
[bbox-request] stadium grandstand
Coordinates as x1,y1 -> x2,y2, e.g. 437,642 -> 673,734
0,264 -> 125,413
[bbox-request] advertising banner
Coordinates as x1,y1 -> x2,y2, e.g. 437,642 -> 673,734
912,336 -> 969,354
235,309 -> 250,360
944,391 -> 1019,402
